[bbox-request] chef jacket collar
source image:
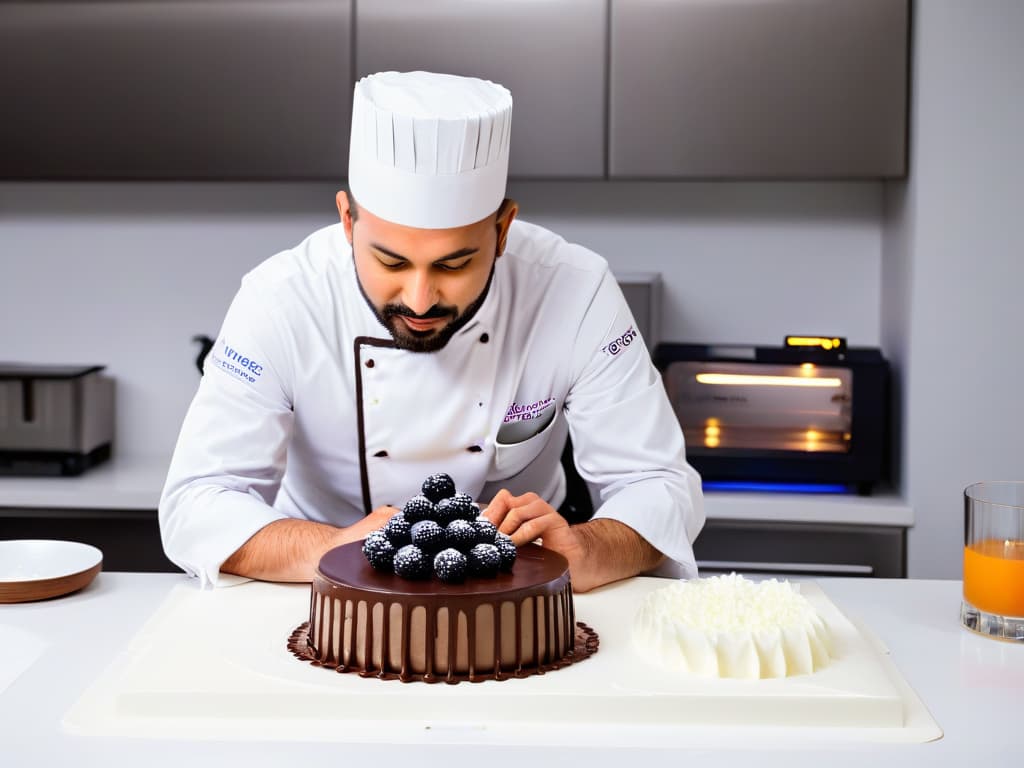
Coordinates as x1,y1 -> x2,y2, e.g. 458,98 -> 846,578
448,254 -> 501,345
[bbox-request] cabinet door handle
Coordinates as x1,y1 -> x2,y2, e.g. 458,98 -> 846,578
697,560 -> 874,576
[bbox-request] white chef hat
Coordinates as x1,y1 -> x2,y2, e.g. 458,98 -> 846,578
347,71 -> 513,229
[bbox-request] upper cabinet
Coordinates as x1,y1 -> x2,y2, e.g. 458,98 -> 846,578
0,0 -> 908,181
0,1 -> 352,180
354,0 -> 606,179
609,0 -> 909,179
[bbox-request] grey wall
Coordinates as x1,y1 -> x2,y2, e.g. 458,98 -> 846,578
882,0 -> 1024,578
1,180 -> 882,460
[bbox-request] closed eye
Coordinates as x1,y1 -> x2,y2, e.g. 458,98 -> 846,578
434,258 -> 472,272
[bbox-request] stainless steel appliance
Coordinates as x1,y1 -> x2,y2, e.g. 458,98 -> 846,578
654,339 -> 890,495
614,271 -> 662,349
0,364 -> 115,476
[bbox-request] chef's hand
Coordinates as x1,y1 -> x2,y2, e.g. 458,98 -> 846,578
482,489 -> 591,591
483,490 -> 667,593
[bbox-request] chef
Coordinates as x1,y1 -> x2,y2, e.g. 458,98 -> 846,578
159,71 -> 704,591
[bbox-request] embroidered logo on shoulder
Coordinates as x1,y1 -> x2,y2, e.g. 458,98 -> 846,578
602,325 -> 638,357
209,340 -> 264,384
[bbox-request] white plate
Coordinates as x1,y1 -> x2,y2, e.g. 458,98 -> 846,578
0,540 -> 102,581
0,540 -> 103,602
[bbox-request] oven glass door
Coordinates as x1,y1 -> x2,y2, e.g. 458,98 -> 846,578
664,361 -> 853,454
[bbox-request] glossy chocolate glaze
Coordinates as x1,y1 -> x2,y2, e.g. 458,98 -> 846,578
287,542 -> 599,683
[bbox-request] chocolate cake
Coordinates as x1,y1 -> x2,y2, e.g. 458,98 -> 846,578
288,541 -> 598,683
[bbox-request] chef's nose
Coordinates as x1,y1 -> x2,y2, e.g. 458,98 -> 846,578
403,270 -> 438,316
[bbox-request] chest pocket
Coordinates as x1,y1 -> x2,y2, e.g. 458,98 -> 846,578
492,404 -> 560,480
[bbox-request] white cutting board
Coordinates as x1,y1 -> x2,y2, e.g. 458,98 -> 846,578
63,577 -> 942,747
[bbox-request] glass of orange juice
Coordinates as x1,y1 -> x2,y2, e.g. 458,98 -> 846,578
961,481 -> 1024,641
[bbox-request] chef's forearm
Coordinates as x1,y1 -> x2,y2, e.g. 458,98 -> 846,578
569,518 -> 665,592
220,506 -> 398,582
220,518 -> 346,582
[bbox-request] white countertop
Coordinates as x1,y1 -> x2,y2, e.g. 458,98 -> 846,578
0,454 -> 171,511
0,454 -> 913,526
0,574 -> 1017,766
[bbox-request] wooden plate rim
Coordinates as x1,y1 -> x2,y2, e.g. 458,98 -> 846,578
0,561 -> 102,604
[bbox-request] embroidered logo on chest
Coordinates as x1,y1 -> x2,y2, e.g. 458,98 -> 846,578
503,396 -> 555,424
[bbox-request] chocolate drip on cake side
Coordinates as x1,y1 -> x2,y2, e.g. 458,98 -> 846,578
377,601 -> 390,679
396,604 -> 405,678
446,604 -> 458,684
514,599 -> 522,676
492,601 -> 501,680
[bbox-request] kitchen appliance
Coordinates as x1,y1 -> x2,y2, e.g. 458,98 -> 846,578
654,338 -> 889,494
0,364 -> 115,476
614,271 -> 662,349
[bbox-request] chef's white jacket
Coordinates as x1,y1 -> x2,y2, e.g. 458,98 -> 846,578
159,220 -> 704,587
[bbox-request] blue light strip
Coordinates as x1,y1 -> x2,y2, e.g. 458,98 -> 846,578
702,480 -> 850,494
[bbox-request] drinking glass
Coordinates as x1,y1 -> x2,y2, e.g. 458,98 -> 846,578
960,481 -> 1024,641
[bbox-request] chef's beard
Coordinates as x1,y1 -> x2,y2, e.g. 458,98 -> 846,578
356,262 -> 495,353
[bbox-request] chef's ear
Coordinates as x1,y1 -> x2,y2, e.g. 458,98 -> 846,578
337,190 -> 357,244
495,198 -> 518,257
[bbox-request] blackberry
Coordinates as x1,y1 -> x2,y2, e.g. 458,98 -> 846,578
392,544 -> 431,580
445,519 -> 478,551
383,511 -> 412,547
494,532 -> 518,571
421,473 -> 456,503
409,520 -> 446,553
472,518 -> 498,545
449,492 -> 479,522
433,548 -> 468,584
467,543 -> 501,578
362,531 -> 396,572
403,495 -> 436,524
434,497 -> 460,526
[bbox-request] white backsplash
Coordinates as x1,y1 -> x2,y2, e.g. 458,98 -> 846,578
0,180 -> 882,459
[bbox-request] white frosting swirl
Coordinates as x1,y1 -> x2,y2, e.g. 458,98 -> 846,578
632,573 -> 834,679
